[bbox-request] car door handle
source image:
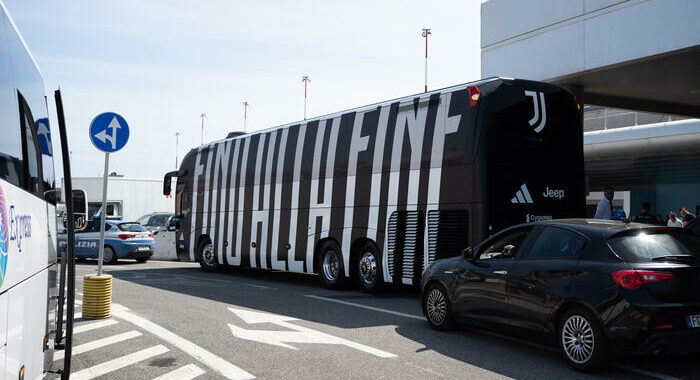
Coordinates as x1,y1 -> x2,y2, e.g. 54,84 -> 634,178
493,270 -> 508,275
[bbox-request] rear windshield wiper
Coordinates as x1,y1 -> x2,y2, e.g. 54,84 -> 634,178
651,255 -> 696,262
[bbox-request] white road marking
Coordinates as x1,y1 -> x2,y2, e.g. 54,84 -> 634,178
63,311 -> 82,321
305,295 -> 424,321
244,283 -> 270,289
613,364 -> 684,380
152,364 -> 206,380
54,330 -> 141,361
70,344 -> 169,380
73,319 -> 118,334
228,307 -> 397,358
111,303 -> 254,380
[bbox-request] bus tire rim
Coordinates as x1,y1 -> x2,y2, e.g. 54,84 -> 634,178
202,243 -> 215,266
562,315 -> 595,364
359,252 -> 377,286
322,250 -> 339,282
426,288 -> 447,325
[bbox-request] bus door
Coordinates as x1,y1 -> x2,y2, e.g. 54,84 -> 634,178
485,81 -> 585,233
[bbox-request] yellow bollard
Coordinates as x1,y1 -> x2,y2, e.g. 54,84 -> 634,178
82,274 -> 112,319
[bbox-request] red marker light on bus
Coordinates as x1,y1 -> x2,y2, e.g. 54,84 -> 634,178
467,85 -> 480,107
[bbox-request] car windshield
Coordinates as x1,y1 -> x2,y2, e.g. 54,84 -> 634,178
118,223 -> 148,232
136,214 -> 169,227
608,229 -> 700,262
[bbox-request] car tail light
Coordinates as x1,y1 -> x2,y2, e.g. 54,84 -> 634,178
148,233 -> 153,237
467,85 -> 480,107
611,270 -> 675,290
118,233 -> 136,240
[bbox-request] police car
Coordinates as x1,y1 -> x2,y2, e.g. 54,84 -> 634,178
58,220 -> 154,264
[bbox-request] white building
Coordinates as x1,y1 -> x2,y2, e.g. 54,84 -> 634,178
61,176 -> 174,221
481,0 -> 700,218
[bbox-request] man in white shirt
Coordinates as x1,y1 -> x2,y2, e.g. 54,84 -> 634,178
594,187 -> 614,219
667,212 -> 683,227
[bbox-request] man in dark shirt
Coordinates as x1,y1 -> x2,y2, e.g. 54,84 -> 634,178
680,207 -> 696,227
633,201 -> 655,224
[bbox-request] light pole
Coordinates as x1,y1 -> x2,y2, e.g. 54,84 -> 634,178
302,76 -> 310,120
200,113 -> 207,145
175,132 -> 180,168
421,27 -> 431,93
243,101 -> 249,132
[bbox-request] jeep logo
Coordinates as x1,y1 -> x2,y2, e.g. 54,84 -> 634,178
542,186 -> 565,200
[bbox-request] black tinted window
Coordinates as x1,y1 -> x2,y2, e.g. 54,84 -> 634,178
18,93 -> 44,197
609,230 -> 700,262
478,227 -> 532,260
528,227 -> 585,259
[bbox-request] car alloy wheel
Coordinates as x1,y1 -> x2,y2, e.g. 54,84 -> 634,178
562,315 -> 595,364
426,288 -> 448,326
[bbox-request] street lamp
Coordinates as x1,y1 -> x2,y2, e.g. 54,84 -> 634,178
302,76 -> 311,120
243,101 -> 249,132
421,27 -> 431,93
175,132 -> 180,168
200,113 -> 207,145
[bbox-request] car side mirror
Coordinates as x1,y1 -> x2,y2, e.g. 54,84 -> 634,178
461,247 -> 474,261
168,217 -> 180,231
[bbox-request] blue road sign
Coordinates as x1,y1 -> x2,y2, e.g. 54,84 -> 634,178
35,118 -> 52,157
89,112 -> 129,153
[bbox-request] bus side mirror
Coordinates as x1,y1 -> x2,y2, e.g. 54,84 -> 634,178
163,169 -> 186,196
71,189 -> 88,231
461,247 -> 474,261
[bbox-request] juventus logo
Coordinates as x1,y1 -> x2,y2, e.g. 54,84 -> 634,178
525,90 -> 546,133
511,183 -> 534,204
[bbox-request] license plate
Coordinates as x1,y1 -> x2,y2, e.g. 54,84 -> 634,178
687,315 -> 700,328
138,246 -> 150,251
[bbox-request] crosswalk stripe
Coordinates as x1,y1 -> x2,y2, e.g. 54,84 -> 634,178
70,344 -> 169,380
152,364 -> 206,380
54,330 -> 141,361
73,319 -> 118,334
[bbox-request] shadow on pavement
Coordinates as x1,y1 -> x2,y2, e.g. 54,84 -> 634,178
99,262 -> 696,380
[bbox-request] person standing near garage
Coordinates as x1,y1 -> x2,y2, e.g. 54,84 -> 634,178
667,211 -> 684,227
680,207 -> 695,227
594,187 -> 614,220
633,201 -> 655,224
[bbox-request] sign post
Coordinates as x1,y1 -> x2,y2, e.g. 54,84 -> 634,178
89,112 -> 129,276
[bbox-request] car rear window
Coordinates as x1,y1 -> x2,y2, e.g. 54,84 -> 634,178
118,223 -> 147,232
608,229 -> 700,262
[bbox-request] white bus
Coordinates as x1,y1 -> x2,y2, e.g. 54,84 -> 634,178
0,2 -> 81,378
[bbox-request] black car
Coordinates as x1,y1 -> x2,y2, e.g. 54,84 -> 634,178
421,219 -> 700,371
686,217 -> 700,236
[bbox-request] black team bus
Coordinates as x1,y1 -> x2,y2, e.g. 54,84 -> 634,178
164,78 -> 585,291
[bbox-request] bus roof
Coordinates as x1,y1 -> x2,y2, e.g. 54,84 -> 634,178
200,77 -> 506,149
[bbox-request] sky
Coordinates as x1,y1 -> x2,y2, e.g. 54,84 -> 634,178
5,0 -> 482,180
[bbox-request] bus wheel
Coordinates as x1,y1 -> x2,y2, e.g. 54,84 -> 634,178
198,238 -> 218,272
318,241 -> 346,289
357,243 -> 384,292
103,246 -> 118,265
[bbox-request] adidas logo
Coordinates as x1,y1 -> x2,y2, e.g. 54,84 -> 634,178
511,184 -> 534,204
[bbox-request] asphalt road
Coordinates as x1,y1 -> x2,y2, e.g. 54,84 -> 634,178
52,260 -> 700,380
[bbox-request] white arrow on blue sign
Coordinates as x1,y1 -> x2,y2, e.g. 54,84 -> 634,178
89,112 -> 129,153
